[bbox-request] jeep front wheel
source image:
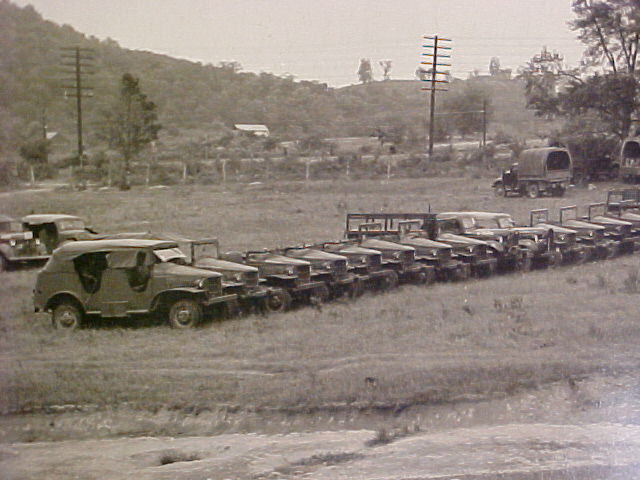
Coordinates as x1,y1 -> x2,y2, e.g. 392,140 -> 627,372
493,184 -> 506,197
168,298 -> 202,329
52,301 -> 84,330
263,290 -> 292,313
308,284 -> 330,306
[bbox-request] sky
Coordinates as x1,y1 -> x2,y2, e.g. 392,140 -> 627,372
14,0 -> 586,86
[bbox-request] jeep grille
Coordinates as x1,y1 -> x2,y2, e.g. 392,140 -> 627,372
296,264 -> 311,284
203,276 -> 223,295
369,254 -> 382,269
437,248 -> 451,262
594,230 -> 604,242
243,271 -> 259,287
333,259 -> 348,276
401,250 -> 415,265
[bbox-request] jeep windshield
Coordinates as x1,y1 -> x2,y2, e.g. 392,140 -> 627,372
58,219 -> 86,231
154,247 -> 188,263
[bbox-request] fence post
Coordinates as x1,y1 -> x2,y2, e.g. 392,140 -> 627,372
221,158 -> 227,184
182,162 -> 187,183
305,159 -> 311,181
386,155 -> 392,180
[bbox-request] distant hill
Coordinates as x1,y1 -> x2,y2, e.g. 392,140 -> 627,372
1,1 -> 547,160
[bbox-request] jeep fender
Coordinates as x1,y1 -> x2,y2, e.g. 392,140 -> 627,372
151,287 -> 206,312
491,178 -> 502,188
485,240 -> 504,253
44,292 -> 85,313
0,244 -> 14,260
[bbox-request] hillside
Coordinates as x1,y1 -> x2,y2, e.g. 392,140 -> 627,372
1,1 -> 544,161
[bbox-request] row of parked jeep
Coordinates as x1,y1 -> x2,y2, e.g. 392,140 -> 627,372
3,189 -> 640,330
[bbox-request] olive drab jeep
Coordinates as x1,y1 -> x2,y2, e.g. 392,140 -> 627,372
22,214 -> 99,253
529,209 -> 587,264
33,239 -> 237,330
231,250 -> 329,306
345,212 -> 495,278
558,206 -> 618,260
0,215 -> 49,271
582,203 -> 635,255
281,246 -> 363,298
318,241 -> 400,292
436,212 -> 532,273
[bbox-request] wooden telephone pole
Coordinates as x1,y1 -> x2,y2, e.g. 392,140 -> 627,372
61,47 -> 94,169
421,35 -> 451,157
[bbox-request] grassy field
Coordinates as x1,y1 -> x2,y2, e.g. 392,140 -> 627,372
1,177 -> 639,442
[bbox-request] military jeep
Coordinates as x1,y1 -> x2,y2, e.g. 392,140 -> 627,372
436,212 -> 532,272
317,241 -> 399,292
345,212 -> 494,278
529,209 -> 587,264
0,215 -> 49,271
22,214 -> 99,253
33,239 -> 238,329
281,246 -> 362,298
582,203 -> 635,255
236,250 -> 329,306
558,206 -> 618,260
179,238 -> 291,313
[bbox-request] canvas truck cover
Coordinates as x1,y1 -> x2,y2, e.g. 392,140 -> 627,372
518,147 -> 572,178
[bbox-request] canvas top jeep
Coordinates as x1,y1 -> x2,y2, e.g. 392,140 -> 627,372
34,238 -> 237,330
0,215 -> 49,271
22,214 -> 99,253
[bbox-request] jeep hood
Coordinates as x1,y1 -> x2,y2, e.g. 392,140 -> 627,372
194,257 -> 258,273
562,220 -> 605,231
589,215 -> 633,227
329,245 -> 381,256
510,226 -> 548,236
534,223 -> 577,234
401,236 -> 452,249
284,248 -> 347,261
437,233 -> 489,246
359,238 -> 415,252
247,253 -> 310,266
620,212 -> 640,223
155,261 -> 222,279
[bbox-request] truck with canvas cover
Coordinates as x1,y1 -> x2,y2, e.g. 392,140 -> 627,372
492,147 -> 572,198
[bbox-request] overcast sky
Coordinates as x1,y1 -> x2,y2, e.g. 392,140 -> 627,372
14,0 -> 585,86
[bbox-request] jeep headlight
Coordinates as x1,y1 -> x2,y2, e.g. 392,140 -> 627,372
322,261 -> 332,270
234,272 -> 244,282
467,246 -> 475,254
9,240 -> 16,247
196,278 -> 207,289
360,255 -> 368,264
392,251 -> 402,259
588,230 -> 594,237
556,233 -> 566,242
286,266 -> 295,275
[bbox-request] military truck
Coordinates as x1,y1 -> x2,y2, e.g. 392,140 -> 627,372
345,212 -> 496,278
0,215 -> 49,271
317,241 -> 399,292
281,246 -> 362,298
492,147 -> 572,198
529,209 -> 588,264
436,212 -> 533,272
558,206 -> 617,260
233,250 -> 330,306
33,239 -> 238,329
620,137 -> 640,183
582,203 -> 635,255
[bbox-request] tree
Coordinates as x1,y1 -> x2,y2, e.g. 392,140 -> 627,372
522,1 -> 640,140
102,73 -> 161,186
379,60 -> 392,80
357,58 -> 373,84
441,85 -> 491,138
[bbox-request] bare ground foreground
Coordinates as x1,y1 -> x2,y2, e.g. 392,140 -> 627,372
1,178 -> 640,479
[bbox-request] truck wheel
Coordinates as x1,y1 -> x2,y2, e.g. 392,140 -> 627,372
52,300 -> 84,330
263,290 -> 292,313
526,183 -> 539,199
347,279 -> 365,298
168,298 -> 202,329
493,184 -> 506,197
454,263 -> 471,281
548,249 -> 563,267
378,271 -> 399,291
516,255 -> 532,273
308,284 -> 330,306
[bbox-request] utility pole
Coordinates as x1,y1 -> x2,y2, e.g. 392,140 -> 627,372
61,47 -> 94,170
421,35 -> 451,158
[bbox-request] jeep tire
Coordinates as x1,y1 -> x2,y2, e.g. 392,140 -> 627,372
263,290 -> 292,313
52,300 -> 84,330
308,284 -> 330,306
526,183 -> 539,199
168,298 -> 202,329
